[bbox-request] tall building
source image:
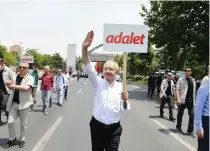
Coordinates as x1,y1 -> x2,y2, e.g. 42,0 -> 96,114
9,44 -> 25,57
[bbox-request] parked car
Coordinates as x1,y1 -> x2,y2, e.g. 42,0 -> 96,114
79,72 -> 88,78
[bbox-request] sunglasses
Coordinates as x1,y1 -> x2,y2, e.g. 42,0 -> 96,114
19,66 -> 27,69
185,70 -> 191,72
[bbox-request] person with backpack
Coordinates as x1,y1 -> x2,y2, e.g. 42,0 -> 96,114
54,69 -> 65,106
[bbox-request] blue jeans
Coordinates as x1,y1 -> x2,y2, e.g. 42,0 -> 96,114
41,90 -> 51,110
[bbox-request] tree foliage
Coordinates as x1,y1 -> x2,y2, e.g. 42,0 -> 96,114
4,52 -> 16,66
140,1 -> 209,76
0,45 -> 7,58
128,45 -> 159,76
25,49 -> 65,69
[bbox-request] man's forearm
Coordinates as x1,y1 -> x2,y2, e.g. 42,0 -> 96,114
176,90 -> 180,99
82,47 -> 91,65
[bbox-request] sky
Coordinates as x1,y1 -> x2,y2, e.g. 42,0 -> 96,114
0,0 -> 150,60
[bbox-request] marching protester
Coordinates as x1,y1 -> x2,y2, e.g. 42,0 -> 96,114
0,58 -> 15,126
159,72 -> 176,122
39,65 -> 54,115
200,65 -> 209,87
54,69 -> 65,106
148,73 -> 156,99
195,80 -> 209,151
176,68 -> 196,137
82,30 -> 130,151
172,73 -> 180,110
156,73 -> 162,96
3,62 -> 34,149
63,69 -> 71,100
30,65 -> 40,109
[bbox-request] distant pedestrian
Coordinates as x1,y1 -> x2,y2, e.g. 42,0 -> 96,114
195,80 -> 209,151
148,73 -> 156,99
29,65 -> 40,109
54,69 -> 65,106
3,62 -> 34,149
63,69 -> 70,100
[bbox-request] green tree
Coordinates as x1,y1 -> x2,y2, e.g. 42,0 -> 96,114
140,1 -> 209,72
25,49 -> 44,67
4,52 -> 16,66
114,54 -> 123,67
51,53 -> 64,69
0,45 -> 8,58
128,45 -> 159,76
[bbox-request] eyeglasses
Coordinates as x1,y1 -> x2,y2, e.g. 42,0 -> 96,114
19,66 -> 27,69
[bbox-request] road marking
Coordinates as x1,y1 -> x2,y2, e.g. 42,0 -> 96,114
77,88 -> 82,96
151,119 -> 196,151
31,117 -> 63,151
129,85 -> 139,89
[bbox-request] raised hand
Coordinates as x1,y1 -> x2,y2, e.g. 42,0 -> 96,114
82,30 -> 94,49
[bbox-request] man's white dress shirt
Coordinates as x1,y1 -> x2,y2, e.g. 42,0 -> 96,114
84,63 -> 130,125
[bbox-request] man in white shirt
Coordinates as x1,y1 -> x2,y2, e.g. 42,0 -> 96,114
82,30 -> 130,151
54,69 -> 65,106
63,69 -> 71,100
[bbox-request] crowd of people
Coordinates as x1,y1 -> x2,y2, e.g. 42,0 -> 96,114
0,30 -> 209,151
148,67 -> 209,151
0,58 -> 71,149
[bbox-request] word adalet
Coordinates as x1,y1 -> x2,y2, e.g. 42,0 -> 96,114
22,58 -> 33,62
106,32 -> 145,44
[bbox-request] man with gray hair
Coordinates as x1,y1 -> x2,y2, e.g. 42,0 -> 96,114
3,62 -> 34,149
0,58 -> 15,126
39,65 -> 54,115
82,30 -> 130,151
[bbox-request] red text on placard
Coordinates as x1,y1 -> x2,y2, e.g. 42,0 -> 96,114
106,32 -> 145,44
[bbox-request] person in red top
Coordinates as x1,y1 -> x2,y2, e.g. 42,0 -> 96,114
39,65 -> 54,115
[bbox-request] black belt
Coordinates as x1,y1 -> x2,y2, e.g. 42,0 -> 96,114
91,116 -> 120,128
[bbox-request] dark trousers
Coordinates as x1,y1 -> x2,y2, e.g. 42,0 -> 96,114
160,95 -> 174,118
176,100 -> 194,133
197,116 -> 209,151
0,90 -> 9,122
90,117 -> 122,151
148,86 -> 155,98
64,86 -> 68,99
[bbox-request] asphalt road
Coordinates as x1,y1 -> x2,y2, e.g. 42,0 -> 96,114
0,78 -> 197,151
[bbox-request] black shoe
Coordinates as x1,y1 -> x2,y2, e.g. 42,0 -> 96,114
176,127 -> 184,134
169,117 -> 176,122
160,114 -> 164,118
0,121 -> 3,126
30,105 -> 34,109
3,139 -> 17,149
187,132 -> 195,138
19,141 -> 25,148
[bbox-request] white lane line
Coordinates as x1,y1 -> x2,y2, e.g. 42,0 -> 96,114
76,88 -> 82,96
129,85 -> 139,89
31,117 -> 63,151
151,119 -> 196,151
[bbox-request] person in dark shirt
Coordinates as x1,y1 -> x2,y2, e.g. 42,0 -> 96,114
159,73 -> 176,121
148,73 -> 156,99
156,73 -> 163,95
0,58 -> 14,126
3,63 -> 34,149
176,68 -> 196,138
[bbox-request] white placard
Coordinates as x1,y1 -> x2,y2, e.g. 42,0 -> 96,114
21,56 -> 34,63
103,24 -> 148,53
